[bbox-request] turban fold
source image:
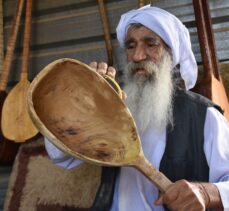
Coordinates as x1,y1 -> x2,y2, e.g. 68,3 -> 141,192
116,5 -> 197,90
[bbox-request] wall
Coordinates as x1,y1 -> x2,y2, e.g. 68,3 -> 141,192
2,0 -> 229,88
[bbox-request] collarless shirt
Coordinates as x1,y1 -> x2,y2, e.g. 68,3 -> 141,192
44,107 -> 229,211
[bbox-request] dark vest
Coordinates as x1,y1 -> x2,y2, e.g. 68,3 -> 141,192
160,88 -> 222,211
92,88 -> 222,211
159,88 -> 222,182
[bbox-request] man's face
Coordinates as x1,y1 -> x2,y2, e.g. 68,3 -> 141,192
124,26 -> 167,77
123,26 -> 174,133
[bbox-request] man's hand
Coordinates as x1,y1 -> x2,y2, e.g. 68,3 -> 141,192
154,180 -> 223,211
89,61 -> 126,100
89,61 -> 116,79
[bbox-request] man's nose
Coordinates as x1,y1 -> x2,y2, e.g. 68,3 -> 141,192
132,46 -> 147,62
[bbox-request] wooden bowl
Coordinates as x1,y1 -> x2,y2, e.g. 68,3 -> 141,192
27,58 -> 172,192
27,58 -> 140,166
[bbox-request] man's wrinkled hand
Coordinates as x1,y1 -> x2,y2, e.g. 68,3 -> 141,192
89,61 -> 116,79
89,61 -> 126,100
154,180 -> 209,211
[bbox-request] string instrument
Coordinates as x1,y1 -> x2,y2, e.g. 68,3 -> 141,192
192,0 -> 229,120
0,0 -> 25,165
1,0 -> 38,142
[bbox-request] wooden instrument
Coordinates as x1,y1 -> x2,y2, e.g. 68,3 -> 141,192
192,0 -> 229,120
27,58 -> 172,192
97,0 -> 113,66
0,0 -> 25,164
1,0 -> 38,142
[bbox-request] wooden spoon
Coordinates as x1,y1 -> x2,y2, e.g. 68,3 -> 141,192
1,0 -> 38,142
27,58 -> 172,192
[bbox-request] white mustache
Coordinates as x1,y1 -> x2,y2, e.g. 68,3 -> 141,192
127,60 -> 160,76
124,52 -> 174,134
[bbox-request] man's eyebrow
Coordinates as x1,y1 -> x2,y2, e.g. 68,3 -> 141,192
124,36 -> 161,46
124,38 -> 135,47
143,36 -> 160,43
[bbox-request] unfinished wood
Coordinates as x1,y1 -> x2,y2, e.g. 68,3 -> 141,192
0,0 -> 25,163
97,0 -> 113,66
1,0 -> 38,142
192,0 -> 229,122
28,58 -> 172,192
211,75 -> 229,120
0,0 -> 3,72
2,75 -> 38,141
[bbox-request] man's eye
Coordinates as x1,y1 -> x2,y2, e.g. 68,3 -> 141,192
126,44 -> 135,49
126,45 -> 134,49
148,42 -> 159,47
125,42 -> 135,49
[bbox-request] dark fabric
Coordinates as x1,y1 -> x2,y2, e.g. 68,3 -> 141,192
160,88 -> 221,182
91,167 -> 119,211
160,88 -> 221,211
92,88 -> 222,211
37,204 -> 89,211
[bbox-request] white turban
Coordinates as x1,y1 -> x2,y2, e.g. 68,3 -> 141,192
116,5 -> 197,90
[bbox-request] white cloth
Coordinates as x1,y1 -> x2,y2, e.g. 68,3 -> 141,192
116,5 -> 197,90
44,107 -> 229,211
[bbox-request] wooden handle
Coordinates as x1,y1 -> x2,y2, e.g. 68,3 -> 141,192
97,0 -> 113,66
134,155 -> 172,192
193,0 -> 219,81
0,0 -> 25,90
0,0 -> 4,70
21,0 -> 32,79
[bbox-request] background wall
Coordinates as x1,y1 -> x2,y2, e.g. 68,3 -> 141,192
2,0 -> 229,89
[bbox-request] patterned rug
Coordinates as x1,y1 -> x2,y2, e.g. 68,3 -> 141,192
3,136 -> 101,211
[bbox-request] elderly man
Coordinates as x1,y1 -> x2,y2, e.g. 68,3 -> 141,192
45,5 -> 229,211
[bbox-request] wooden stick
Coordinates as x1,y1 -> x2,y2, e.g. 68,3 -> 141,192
193,0 -> 216,84
0,0 -> 3,71
192,0 -> 229,120
97,0 -> 113,66
1,0 -> 38,142
21,0 -> 32,80
0,0 -> 25,91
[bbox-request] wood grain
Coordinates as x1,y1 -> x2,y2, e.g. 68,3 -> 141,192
0,0 -> 25,164
1,0 -> 38,142
28,58 -> 172,192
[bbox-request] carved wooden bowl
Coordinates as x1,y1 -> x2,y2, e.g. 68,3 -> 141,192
27,58 -> 140,165
27,58 -> 171,192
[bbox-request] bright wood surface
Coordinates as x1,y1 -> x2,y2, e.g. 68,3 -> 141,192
211,75 -> 229,120
0,0 -> 25,163
1,0 -> 38,142
28,58 -> 172,192
2,74 -> 38,142
0,0 -> 25,91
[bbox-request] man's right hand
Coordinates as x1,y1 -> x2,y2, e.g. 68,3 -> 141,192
89,61 -> 116,79
89,61 -> 126,100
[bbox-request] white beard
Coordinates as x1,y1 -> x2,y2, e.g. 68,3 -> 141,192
123,52 -> 174,134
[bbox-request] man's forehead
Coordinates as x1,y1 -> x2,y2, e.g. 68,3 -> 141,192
126,25 -> 162,40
